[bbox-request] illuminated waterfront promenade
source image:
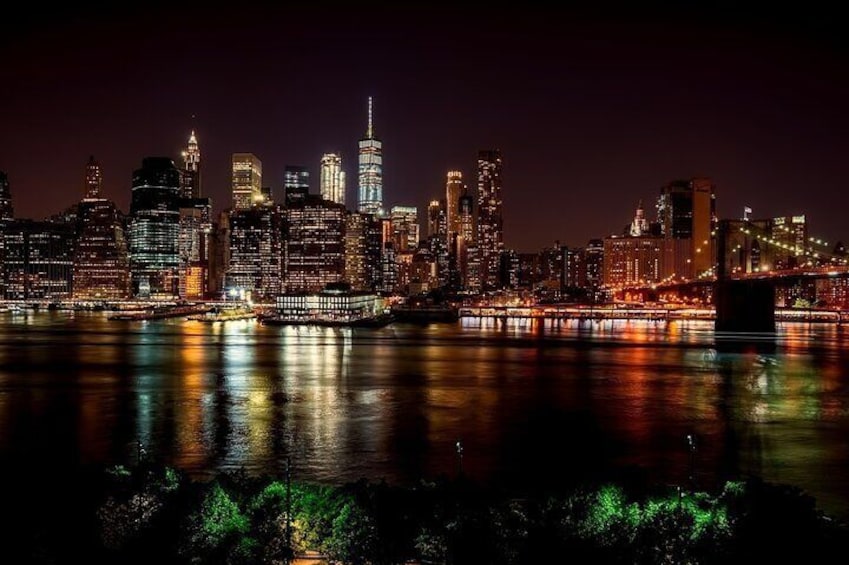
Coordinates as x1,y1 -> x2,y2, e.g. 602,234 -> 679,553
460,305 -> 847,323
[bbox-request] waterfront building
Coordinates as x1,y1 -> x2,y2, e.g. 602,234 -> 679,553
273,286 -> 386,324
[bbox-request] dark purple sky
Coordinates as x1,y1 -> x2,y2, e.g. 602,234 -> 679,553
2,4 -> 848,251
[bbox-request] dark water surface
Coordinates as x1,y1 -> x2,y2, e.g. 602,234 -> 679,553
2,311 -> 849,517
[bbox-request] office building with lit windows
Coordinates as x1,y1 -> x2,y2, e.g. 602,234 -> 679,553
284,195 -> 346,293
178,198 -> 212,299
73,157 -> 131,300
225,205 -> 283,301
603,235 -> 664,287
320,153 -> 346,206
771,215 -> 808,270
657,177 -> 715,280
358,97 -> 383,216
427,199 -> 449,287
457,190 -> 475,290
0,171 -> 14,297
389,206 -> 419,253
284,165 -> 310,205
3,220 -> 75,300
477,150 -> 504,291
344,212 -> 382,291
180,131 -> 201,199
232,153 -> 262,210
127,157 -> 182,298
585,239 -> 604,292
445,170 -> 464,239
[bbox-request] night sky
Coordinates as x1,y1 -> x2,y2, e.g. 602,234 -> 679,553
2,4 -> 848,251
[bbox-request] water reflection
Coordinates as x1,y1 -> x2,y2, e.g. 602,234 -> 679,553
0,314 -> 848,518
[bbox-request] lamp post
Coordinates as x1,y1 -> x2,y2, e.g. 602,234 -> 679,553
455,439 -> 464,478
284,456 -> 293,565
686,434 -> 696,491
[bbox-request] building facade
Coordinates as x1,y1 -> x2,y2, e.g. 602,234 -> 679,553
284,195 -> 346,293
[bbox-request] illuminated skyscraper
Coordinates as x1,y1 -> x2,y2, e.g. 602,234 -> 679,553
445,171 -> 463,239
477,150 -> 504,291
128,157 -> 182,298
178,198 -> 212,300
180,130 -> 201,198
284,195 -> 346,292
226,206 -> 283,301
3,220 -> 74,299
358,97 -> 383,216
0,171 -> 12,297
427,199 -> 449,287
457,189 -> 476,290
603,235 -> 663,287
232,153 -> 262,210
657,177 -> 715,279
284,165 -> 310,205
585,239 -> 604,293
390,206 -> 419,253
320,153 -> 346,206
84,156 -> 102,199
344,212 -> 382,291
74,158 -> 131,300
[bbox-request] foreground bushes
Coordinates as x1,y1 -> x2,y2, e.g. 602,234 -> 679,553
80,464 -> 849,564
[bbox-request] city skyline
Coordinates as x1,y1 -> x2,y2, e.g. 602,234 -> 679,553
2,5 -> 849,251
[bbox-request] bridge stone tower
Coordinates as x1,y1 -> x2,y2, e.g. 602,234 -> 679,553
715,219 -> 776,333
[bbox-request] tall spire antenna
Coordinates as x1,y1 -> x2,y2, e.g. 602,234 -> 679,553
367,96 -> 373,138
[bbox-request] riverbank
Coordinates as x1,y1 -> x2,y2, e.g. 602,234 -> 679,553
5,463 -> 848,564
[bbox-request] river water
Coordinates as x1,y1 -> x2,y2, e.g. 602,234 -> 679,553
1,311 -> 848,517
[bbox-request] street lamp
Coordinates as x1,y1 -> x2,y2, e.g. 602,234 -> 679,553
455,439 -> 464,477
686,434 -> 696,491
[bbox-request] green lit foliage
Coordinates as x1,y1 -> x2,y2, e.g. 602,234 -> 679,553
569,484 -> 732,563
184,482 -> 250,562
327,498 -> 379,565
